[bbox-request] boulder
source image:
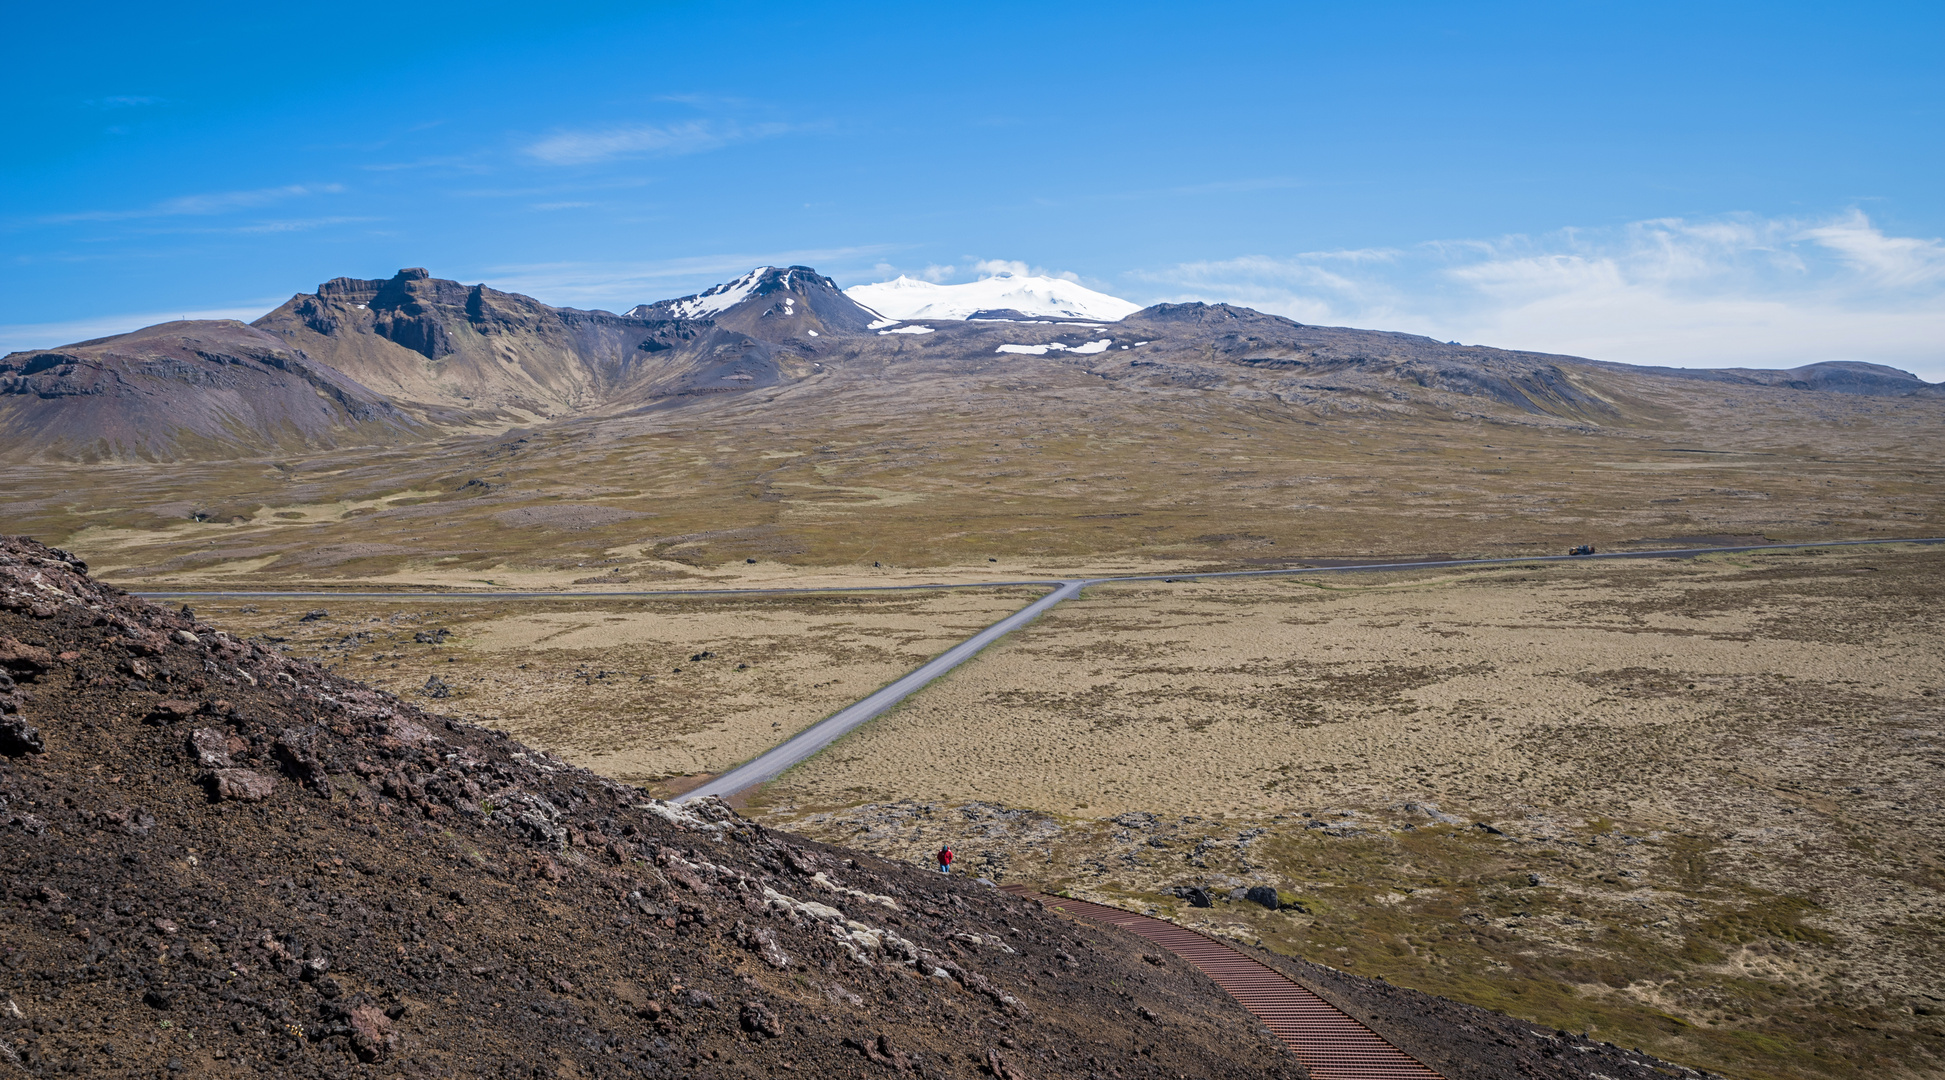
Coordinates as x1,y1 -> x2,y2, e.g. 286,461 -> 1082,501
740,1000 -> 783,1038
187,727 -> 234,768
145,699 -> 201,725
0,637 -> 52,674
345,1004 -> 395,1062
0,714 -> 43,756
1246,885 -> 1280,910
210,769 -> 278,802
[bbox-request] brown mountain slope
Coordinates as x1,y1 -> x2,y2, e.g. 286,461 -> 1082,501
0,321 -> 421,463
252,268 -> 664,421
250,266 -> 869,427
0,536 -> 1308,1079
8,263 -> 1940,466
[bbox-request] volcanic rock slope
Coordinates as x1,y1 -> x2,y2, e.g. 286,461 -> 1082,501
0,322 -> 421,463
9,263 -> 1935,464
0,535 -> 1311,1079
250,267 -> 832,422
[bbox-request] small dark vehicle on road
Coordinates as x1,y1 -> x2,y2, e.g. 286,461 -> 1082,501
1568,544 -> 1596,555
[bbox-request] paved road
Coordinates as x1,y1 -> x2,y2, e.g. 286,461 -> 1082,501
131,581 -> 1073,601
675,579 -> 1086,802
132,536 -> 1940,604
134,536 -> 1940,804
669,535 -> 1940,802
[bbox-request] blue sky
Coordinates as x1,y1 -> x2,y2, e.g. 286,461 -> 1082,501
5,1 -> 1942,378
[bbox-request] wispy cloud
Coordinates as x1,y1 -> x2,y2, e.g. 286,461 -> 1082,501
360,156 -> 490,174
969,258 -> 1080,283
1130,210 -> 1945,381
480,246 -> 898,310
1797,209 -> 1945,288
29,183 -> 346,225
523,120 -> 792,165
870,257 -> 1124,294
0,301 -> 286,355
89,95 -> 167,109
224,216 -> 378,234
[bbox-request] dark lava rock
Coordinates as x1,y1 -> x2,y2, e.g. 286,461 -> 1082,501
0,713 -> 42,755
1246,885 -> 1280,910
144,698 -> 200,724
740,999 -> 782,1038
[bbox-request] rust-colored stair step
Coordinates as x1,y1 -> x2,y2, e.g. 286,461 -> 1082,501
1004,887 -> 1444,1080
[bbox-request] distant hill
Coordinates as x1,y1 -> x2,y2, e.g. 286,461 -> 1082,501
0,320 -> 420,461
3,264 -> 1938,461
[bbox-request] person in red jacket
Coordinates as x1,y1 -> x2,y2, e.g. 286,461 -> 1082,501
937,846 -> 953,874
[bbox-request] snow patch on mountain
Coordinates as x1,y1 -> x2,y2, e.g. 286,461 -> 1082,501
635,266 -> 831,320
847,273 -> 1140,322
996,339 -> 1113,356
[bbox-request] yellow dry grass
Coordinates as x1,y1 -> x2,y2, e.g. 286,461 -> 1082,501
750,545 -> 1945,1080
184,587 -> 1038,787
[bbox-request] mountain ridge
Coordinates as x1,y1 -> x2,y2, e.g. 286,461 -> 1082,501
2,265 -> 1939,462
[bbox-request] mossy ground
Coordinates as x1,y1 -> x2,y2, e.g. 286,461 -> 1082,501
4,357 -> 1939,589
754,548 -> 1945,1080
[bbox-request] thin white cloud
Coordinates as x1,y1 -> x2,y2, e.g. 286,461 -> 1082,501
360,156 -> 490,174
1798,209 -> 1945,288
969,258 -> 1081,283
223,216 -> 379,235
480,246 -> 898,310
0,302 -> 284,355
523,120 -> 791,165
90,95 -> 167,109
29,184 -> 346,225
1131,210 -> 1945,382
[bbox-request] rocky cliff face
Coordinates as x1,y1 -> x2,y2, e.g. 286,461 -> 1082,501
252,267 -> 846,427
253,268 -> 655,420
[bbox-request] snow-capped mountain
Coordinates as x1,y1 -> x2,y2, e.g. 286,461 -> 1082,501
845,272 -> 1142,323
627,266 -> 880,338
631,267 -> 774,320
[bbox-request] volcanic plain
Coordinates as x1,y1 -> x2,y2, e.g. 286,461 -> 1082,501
6,266 -> 1944,1080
